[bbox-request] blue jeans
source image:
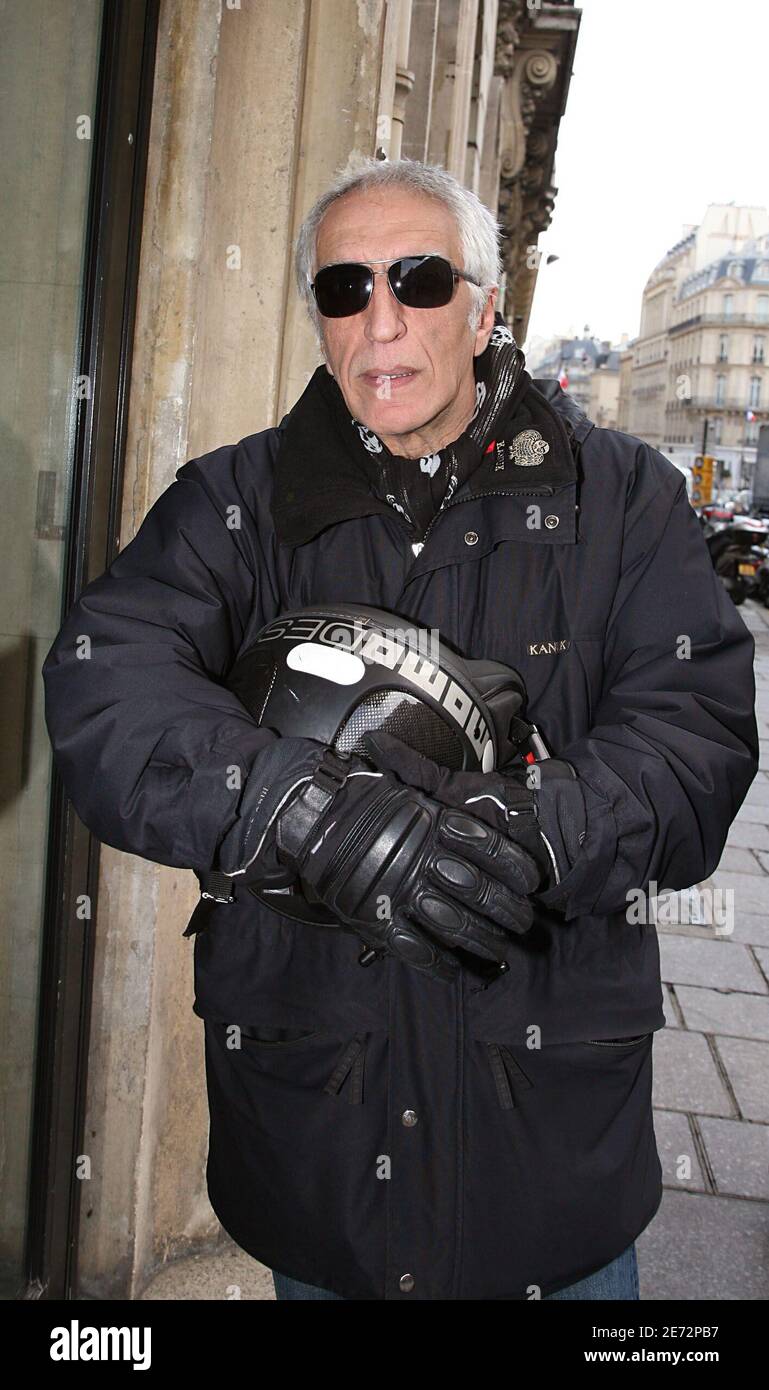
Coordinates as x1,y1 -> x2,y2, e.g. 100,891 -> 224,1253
272,1242 -> 639,1300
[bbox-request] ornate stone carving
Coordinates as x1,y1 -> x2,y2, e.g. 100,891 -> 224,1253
492,0 -> 577,338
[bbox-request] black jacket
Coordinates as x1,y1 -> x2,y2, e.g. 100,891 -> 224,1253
42,376 -> 758,1299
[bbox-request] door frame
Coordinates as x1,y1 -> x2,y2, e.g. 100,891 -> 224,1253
21,0 -> 160,1301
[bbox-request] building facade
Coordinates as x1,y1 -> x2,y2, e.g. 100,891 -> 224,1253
528,333 -> 620,423
666,234 -> 769,486
621,204 -> 769,487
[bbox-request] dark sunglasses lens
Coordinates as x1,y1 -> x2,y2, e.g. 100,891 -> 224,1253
391,255 -> 455,308
313,264 -> 372,317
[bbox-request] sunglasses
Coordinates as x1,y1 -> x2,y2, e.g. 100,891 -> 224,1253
310,254 -> 481,319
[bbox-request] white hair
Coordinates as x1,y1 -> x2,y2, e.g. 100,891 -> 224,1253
293,156 -> 503,338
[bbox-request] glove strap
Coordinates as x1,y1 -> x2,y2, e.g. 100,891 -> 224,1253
195,868 -> 236,904
194,750 -> 351,903
276,747 -> 353,866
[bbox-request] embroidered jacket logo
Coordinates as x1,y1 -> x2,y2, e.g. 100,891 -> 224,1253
528,638 -> 571,656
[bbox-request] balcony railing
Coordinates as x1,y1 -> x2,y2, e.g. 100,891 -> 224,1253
669,313 -> 769,333
666,397 -> 767,411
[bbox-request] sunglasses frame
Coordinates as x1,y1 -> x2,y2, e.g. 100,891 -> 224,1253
310,253 -> 482,318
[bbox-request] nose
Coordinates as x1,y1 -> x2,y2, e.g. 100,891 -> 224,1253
364,267 -> 406,343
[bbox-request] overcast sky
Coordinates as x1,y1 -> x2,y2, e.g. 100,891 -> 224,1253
523,0 -> 769,353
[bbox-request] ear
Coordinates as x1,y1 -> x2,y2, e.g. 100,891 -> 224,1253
473,287 -> 499,357
320,340 -> 334,376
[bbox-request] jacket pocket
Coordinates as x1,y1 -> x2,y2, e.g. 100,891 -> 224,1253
484,1041 -> 535,1110
483,1033 -> 653,1109
211,1018 -> 369,1105
239,1024 -> 321,1044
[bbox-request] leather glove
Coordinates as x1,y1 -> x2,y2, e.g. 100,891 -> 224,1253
360,731 -> 587,899
214,734 -> 332,886
272,745 -> 545,983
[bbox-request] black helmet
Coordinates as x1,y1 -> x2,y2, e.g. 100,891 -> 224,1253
219,604 -> 532,922
228,604 -> 530,770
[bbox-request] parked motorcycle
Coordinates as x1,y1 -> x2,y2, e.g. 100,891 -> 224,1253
753,551 -> 769,608
704,517 -> 769,606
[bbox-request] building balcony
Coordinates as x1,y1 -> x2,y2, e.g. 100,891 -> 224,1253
669,313 -> 769,334
666,397 -> 768,412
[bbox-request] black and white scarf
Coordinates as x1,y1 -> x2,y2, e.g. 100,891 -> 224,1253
314,311 -> 529,540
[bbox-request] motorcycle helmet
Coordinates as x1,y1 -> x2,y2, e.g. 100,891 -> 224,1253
208,604 -> 534,922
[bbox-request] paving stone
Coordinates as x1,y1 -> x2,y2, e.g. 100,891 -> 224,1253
754,946 -> 769,985
728,820 -> 769,850
659,935 -> 766,992
653,1109 -> 707,1192
652,1028 -> 734,1117
675,985 -> 769,1039
717,846 -> 764,873
731,912 -> 769,948
734,803 -> 769,825
656,918 -> 721,941
744,782 -> 769,807
637,1190 -> 769,1300
715,1036 -> 769,1122
661,981 -> 680,1028
709,870 -> 769,918
649,883 -> 734,938
698,1117 -> 769,1199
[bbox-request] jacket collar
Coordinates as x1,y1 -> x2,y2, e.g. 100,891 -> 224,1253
271,365 -> 592,548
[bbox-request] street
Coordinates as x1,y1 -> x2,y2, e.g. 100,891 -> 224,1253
638,597 -> 769,1298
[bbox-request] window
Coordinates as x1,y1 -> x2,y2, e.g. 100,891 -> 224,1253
756,261 -> 769,281
749,376 -> 762,408
757,296 -> 769,323
715,374 -> 726,405
711,417 -> 723,444
754,337 -> 766,364
718,334 -> 729,362
723,293 -> 734,318
728,261 -> 742,280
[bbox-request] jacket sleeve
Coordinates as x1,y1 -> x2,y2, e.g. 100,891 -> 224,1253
534,453 -> 759,921
42,451 -> 282,872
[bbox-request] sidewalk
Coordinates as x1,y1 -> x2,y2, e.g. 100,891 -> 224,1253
140,600 -> 769,1301
637,597 -> 769,1299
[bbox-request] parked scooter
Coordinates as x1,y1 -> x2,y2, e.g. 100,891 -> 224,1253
704,516 -> 769,605
753,551 -> 769,608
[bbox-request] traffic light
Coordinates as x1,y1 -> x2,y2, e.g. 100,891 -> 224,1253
691,454 -> 714,505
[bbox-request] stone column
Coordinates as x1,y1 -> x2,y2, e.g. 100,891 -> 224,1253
446,0 -> 480,179
401,0 -> 440,161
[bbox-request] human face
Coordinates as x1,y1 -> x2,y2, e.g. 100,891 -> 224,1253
313,188 -> 497,459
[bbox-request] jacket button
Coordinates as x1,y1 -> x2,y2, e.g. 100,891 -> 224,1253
464,530 -> 479,545
544,514 -> 559,529
401,1108 -> 418,1127
399,1273 -> 415,1292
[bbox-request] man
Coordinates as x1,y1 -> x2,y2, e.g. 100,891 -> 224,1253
43,157 -> 758,1301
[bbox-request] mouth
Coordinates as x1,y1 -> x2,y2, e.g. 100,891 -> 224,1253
361,368 -> 419,391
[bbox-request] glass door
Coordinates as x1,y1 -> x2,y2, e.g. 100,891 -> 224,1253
0,0 -> 158,1299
